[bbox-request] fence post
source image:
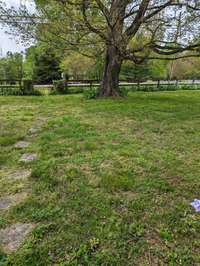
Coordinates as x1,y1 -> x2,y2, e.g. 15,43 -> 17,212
19,79 -> 22,90
137,81 -> 140,90
157,80 -> 160,88
64,78 -> 68,91
63,73 -> 68,91
23,80 -> 34,95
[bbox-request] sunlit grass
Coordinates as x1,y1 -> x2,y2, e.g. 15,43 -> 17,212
0,92 -> 200,265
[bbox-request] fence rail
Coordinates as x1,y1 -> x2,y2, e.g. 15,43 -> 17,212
33,80 -> 200,89
1,79 -> 200,91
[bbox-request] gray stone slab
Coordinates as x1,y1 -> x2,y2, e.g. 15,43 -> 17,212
19,153 -> 37,163
7,170 -> 31,180
0,193 -> 27,210
14,141 -> 30,149
29,128 -> 39,134
0,223 -> 34,253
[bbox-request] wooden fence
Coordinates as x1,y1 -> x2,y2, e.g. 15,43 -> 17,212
1,79 -> 200,91
0,79 -> 23,88
33,79 -> 200,89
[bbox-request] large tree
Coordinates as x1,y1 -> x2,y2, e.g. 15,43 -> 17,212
1,0 -> 200,96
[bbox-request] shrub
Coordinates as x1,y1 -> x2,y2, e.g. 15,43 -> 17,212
139,85 -> 156,92
181,85 -> 194,90
118,86 -> 129,97
66,86 -> 84,94
159,84 -> 179,91
83,87 -> 98,99
0,80 -> 42,96
29,89 -> 42,96
129,85 -> 138,91
52,80 -> 68,94
135,84 -> 179,92
0,87 -> 23,96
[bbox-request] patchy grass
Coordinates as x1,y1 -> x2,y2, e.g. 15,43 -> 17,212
0,92 -> 200,265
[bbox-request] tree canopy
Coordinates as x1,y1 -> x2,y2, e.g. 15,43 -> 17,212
1,0 -> 200,95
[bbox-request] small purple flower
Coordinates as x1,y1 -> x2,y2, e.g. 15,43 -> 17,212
190,199 -> 200,212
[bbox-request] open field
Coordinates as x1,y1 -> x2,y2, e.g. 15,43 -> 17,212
0,92 -> 200,265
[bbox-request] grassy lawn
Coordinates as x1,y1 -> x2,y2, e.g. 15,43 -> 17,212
0,92 -> 200,265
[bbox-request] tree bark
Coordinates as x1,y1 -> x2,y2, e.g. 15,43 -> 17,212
99,45 -> 122,97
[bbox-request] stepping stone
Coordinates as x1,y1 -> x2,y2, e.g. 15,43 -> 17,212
0,193 -> 27,210
14,141 -> 30,149
19,153 -> 37,163
29,127 -> 39,134
0,223 -> 34,253
7,170 -> 31,180
38,117 -> 48,122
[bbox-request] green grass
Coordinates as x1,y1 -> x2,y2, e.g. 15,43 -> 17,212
1,91 -> 200,265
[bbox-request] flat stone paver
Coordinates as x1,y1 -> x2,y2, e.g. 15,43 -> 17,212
7,170 -> 31,180
19,153 -> 37,163
29,128 -> 39,134
14,141 -> 30,149
0,223 -> 34,253
0,193 -> 27,210
37,117 -> 48,122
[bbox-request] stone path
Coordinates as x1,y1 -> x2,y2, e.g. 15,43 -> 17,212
19,153 -> 37,163
14,141 -> 30,149
0,223 -> 34,253
0,193 -> 27,210
0,118 -> 48,253
29,127 -> 39,135
7,169 -> 31,180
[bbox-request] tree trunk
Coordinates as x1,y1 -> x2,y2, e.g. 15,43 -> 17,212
99,45 -> 122,97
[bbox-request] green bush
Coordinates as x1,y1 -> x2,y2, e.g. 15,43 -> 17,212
52,80 -> 68,94
139,85 -> 156,92
67,87 -> 84,94
181,85 -> 195,90
118,86 -> 129,97
162,85 -> 177,91
0,81 -> 42,96
83,87 -> 98,99
129,85 -> 138,91
28,89 -> 42,96
0,87 -> 23,96
134,84 -> 179,92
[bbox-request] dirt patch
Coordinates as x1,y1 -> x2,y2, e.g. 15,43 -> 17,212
0,193 -> 27,210
0,223 -> 34,253
19,153 -> 37,163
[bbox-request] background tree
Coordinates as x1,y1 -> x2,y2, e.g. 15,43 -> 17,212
120,61 -> 150,81
0,52 -> 23,81
167,57 -> 200,80
61,52 -> 96,80
149,60 -> 168,81
24,44 -> 62,84
1,1 -> 200,96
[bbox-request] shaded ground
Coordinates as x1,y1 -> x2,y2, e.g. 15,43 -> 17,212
0,92 -> 200,265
